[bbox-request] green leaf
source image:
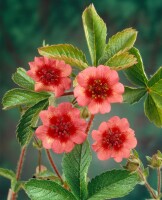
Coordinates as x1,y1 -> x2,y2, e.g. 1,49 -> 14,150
62,141 -> 92,200
105,51 -> 137,70
17,99 -> 49,146
123,86 -> 146,104
2,88 -> 50,110
124,47 -> 148,86
0,168 -> 16,180
144,92 -> 162,127
99,28 -> 137,64
148,67 -> 162,87
38,44 -> 88,69
25,179 -> 77,200
88,170 -> 138,200
12,68 -> 35,90
150,79 -> 162,95
82,4 -> 107,66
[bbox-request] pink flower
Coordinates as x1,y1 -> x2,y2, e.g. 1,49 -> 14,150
35,102 -> 87,153
92,116 -> 137,162
27,57 -> 72,97
74,65 -> 124,114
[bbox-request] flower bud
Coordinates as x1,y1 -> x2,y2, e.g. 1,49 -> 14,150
125,157 -> 140,172
146,151 -> 162,168
80,107 -> 90,119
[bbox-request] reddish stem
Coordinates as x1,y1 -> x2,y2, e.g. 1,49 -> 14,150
157,167 -> 161,196
7,147 -> 26,200
46,149 -> 64,184
16,147 -> 26,181
137,168 -> 157,199
61,91 -> 74,96
85,114 -> 95,134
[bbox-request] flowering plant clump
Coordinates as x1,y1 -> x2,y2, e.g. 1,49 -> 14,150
1,4 -> 162,200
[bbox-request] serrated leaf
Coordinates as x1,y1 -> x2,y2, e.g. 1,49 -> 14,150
38,44 -> 88,69
62,141 -> 92,200
17,99 -> 49,146
0,168 -> 16,180
105,51 -> 137,70
124,47 -> 148,86
25,179 -> 77,200
2,88 -> 50,110
123,86 -> 146,104
148,67 -> 162,87
144,92 -> 162,127
82,4 -> 107,66
99,28 -> 137,64
12,68 -> 35,90
88,170 -> 138,200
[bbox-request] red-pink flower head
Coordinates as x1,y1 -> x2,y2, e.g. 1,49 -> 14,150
27,57 -> 72,97
74,65 -> 124,114
35,102 -> 87,153
92,116 -> 137,162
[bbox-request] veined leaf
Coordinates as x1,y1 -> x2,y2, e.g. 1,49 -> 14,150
25,179 -> 77,200
0,168 -> 16,180
38,44 -> 88,69
82,4 -> 107,66
17,99 -> 49,146
144,92 -> 162,127
2,88 -> 50,110
123,86 -> 146,104
62,141 -> 92,200
12,68 -> 35,90
105,51 -> 137,70
88,170 -> 138,200
148,67 -> 162,87
124,47 -> 148,86
150,79 -> 162,95
99,28 -> 137,64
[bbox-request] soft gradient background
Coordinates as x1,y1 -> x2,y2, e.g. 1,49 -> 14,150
1,0 -> 162,199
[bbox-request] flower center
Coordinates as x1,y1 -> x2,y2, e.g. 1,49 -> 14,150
47,115 -> 76,142
102,127 -> 126,151
36,65 -> 61,85
85,78 -> 111,102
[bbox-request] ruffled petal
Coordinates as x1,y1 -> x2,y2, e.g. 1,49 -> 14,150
71,132 -> 87,144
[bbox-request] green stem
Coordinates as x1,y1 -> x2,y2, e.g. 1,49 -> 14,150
46,149 -> 64,184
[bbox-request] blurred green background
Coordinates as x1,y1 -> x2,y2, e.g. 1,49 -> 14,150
1,0 -> 162,199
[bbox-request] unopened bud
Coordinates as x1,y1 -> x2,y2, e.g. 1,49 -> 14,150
80,107 -> 90,119
125,157 -> 140,172
146,151 -> 162,168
